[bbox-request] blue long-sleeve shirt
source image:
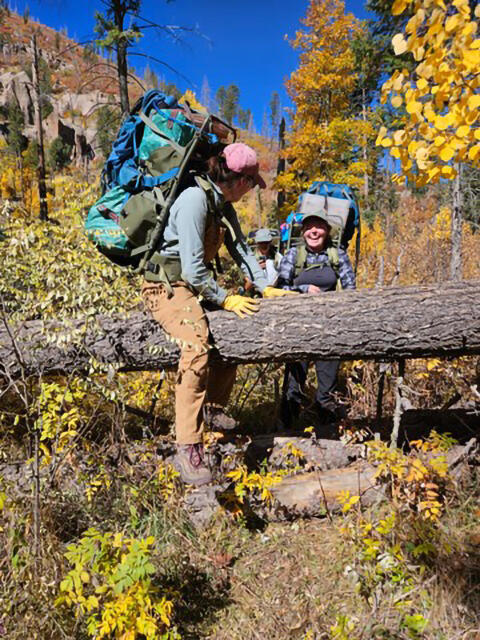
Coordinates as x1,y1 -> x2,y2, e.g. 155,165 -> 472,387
159,180 -> 269,305
277,244 -> 356,293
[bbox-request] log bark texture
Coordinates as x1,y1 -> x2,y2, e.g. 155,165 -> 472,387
1,281 -> 479,378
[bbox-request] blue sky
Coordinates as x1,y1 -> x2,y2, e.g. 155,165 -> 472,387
9,0 -> 372,130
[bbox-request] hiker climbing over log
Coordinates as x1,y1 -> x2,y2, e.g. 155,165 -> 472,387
141,142 -> 295,485
277,209 -> 356,429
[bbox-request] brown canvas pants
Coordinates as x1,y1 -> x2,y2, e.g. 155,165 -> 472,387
142,281 -> 237,445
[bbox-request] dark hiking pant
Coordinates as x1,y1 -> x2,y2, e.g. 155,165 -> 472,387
280,359 -> 339,427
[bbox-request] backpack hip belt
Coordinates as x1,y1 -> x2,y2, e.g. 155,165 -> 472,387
144,253 -> 182,294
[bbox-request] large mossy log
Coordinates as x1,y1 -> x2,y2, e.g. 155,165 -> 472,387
1,280 -> 479,378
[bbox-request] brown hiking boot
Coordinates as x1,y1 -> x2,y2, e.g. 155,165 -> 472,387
175,443 -> 212,486
204,404 -> 238,432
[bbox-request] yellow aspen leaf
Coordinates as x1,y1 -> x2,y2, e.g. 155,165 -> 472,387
392,0 -> 408,15
427,167 -> 441,181
434,115 -> 449,130
439,145 -> 455,162
392,33 -> 408,55
434,135 -> 445,146
462,24 -> 478,38
390,147 -> 401,158
381,137 -> 393,147
453,0 -> 471,16
476,4 -> 480,17
408,140 -> 419,155
416,146 -> 428,160
464,50 -> 480,68
434,91 -> 448,109
467,95 -> 480,110
393,129 -> 406,144
413,46 -> 425,61
441,165 -> 455,177
465,110 -> 479,125
418,64 -> 434,78
474,129 -> 480,140
468,144 -> 480,160
391,95 -> 403,108
445,14 -> 460,32
393,72 -> 405,91
456,125 -> 470,137
407,100 -> 423,114
417,78 -> 428,90
444,112 -> 455,126
375,126 -> 388,145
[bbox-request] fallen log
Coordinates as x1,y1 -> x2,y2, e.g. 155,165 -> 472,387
1,280 -> 479,378
184,437 -> 479,525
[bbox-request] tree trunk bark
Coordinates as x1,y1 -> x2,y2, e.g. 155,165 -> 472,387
1,281 -> 479,379
31,35 -> 48,222
451,163 -> 463,281
276,117 -> 286,210
362,87 -> 369,201
114,5 -> 130,117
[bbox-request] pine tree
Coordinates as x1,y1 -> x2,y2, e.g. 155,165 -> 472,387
215,86 -> 227,118
269,91 -> 280,138
96,105 -> 122,158
94,1 -> 142,116
223,84 -> 240,125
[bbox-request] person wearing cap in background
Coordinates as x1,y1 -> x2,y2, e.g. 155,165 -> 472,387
276,210 -> 356,430
142,142 -> 296,486
244,228 -> 283,291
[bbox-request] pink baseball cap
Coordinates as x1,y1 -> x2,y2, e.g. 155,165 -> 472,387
223,143 -> 266,189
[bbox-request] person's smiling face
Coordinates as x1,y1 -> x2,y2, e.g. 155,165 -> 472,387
302,217 -> 330,252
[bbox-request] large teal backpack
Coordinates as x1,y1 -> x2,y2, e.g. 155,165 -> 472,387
85,89 -> 235,270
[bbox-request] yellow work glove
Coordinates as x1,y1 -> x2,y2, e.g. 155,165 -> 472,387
222,295 -> 260,318
263,286 -> 299,298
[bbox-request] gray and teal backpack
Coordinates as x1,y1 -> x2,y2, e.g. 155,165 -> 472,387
85,89 -> 235,273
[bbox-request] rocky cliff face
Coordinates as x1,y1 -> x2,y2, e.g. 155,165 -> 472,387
0,11 -> 123,164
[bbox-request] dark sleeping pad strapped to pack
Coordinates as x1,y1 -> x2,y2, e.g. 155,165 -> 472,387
293,264 -> 338,291
293,243 -> 341,291
84,89 -> 235,272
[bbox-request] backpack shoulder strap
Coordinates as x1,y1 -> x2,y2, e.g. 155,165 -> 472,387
294,244 -> 307,278
193,174 -> 217,215
327,245 -> 342,290
326,245 -> 339,273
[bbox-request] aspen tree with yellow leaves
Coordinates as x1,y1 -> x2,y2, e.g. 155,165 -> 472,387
377,0 -> 480,185
376,0 -> 480,279
277,0 -> 374,202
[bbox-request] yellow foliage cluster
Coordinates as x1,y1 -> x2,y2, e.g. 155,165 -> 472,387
56,529 -> 179,639
178,89 -> 207,114
367,434 -> 451,521
279,0 -> 375,204
355,193 -> 480,289
378,0 -> 480,185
